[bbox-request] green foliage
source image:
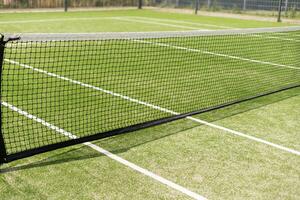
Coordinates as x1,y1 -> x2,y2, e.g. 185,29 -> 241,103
19,0 -> 29,8
284,5 -> 299,19
210,0 -> 221,12
232,4 -> 242,14
289,6 -> 298,18
200,4 -> 208,11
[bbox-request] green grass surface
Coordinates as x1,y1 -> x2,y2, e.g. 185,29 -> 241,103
0,9 -> 300,200
0,9 -> 296,33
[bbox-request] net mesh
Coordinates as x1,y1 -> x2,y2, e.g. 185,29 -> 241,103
1,27 -> 300,160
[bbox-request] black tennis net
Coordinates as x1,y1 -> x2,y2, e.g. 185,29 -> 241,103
0,27 -> 299,163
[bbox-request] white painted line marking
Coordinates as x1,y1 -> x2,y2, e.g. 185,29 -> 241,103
132,40 -> 299,70
109,17 -> 207,30
186,117 -> 300,156
0,16 -> 204,30
274,32 -> 300,37
2,101 -> 207,200
0,17 -> 125,24
128,16 -> 232,29
4,59 -> 178,115
127,17 -> 300,42
4,59 -> 300,156
0,17 -> 103,24
251,34 -> 300,42
1,15 -> 297,42
86,142 -> 206,200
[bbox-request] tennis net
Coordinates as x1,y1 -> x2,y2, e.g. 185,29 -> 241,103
0,27 -> 299,163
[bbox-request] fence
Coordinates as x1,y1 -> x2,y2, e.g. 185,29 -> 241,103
147,0 -> 300,11
1,0 -> 299,11
0,1 -> 299,22
0,0 -> 139,9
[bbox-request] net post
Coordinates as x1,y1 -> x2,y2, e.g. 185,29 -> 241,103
278,0 -> 283,22
0,35 -> 7,165
64,0 -> 68,12
138,0 -> 142,9
195,0 -> 200,14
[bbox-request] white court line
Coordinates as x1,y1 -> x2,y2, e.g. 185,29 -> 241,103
1,15 -> 298,41
109,17 -> 207,30
128,16 -> 232,29
251,34 -> 300,42
0,16 -> 205,30
127,17 -> 300,42
274,32 -> 300,37
0,16 -> 207,30
186,117 -> 300,156
1,101 -> 206,200
4,59 -> 300,156
0,17 -> 117,24
4,59 -> 178,115
133,40 -> 300,71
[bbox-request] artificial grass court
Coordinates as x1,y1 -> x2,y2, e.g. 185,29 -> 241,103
0,9 -> 300,200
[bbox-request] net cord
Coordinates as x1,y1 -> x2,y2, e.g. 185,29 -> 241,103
3,26 -> 300,41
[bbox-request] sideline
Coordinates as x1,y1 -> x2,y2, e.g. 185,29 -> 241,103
2,101 -> 207,200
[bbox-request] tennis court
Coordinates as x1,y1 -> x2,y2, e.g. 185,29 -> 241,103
0,8 -> 300,200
